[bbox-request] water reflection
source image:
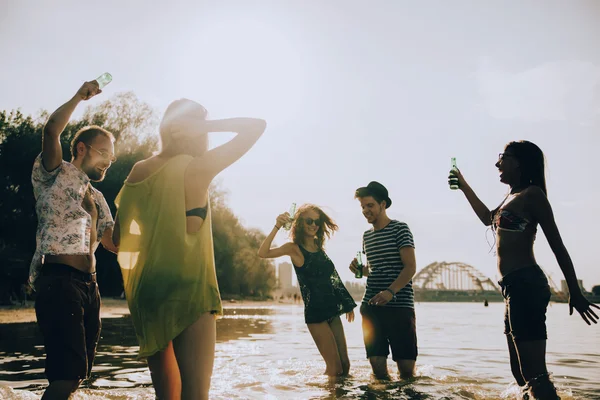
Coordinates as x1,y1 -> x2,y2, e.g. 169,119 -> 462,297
0,307 -> 276,392
217,307 -> 276,342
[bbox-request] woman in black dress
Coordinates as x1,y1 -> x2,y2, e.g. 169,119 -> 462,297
258,204 -> 357,377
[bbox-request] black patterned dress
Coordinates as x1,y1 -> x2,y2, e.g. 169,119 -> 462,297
293,246 -> 357,324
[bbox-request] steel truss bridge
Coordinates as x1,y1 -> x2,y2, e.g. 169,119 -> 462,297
412,261 -> 566,302
413,261 -> 500,292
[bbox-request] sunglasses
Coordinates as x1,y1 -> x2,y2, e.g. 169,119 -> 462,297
498,153 -> 515,162
86,144 -> 117,163
303,217 -> 321,226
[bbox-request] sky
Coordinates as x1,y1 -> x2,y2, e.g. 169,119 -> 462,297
2,0 -> 599,289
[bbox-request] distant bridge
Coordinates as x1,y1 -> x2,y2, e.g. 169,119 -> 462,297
413,261 -> 500,292
412,262 -> 570,303
343,261 -> 580,303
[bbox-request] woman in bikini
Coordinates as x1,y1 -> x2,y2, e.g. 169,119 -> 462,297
113,99 -> 266,400
450,140 -> 598,399
258,204 -> 357,377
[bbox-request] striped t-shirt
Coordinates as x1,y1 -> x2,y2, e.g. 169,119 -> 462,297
362,220 -> 415,308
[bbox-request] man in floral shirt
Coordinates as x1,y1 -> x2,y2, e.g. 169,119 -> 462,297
31,80 -> 118,399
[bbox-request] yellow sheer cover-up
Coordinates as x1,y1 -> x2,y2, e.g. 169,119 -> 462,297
115,155 -> 223,358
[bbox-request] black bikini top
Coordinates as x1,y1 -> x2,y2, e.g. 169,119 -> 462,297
185,206 -> 207,219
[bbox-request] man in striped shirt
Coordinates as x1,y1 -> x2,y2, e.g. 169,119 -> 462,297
349,181 -> 418,379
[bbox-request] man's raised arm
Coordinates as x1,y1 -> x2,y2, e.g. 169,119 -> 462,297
42,81 -> 102,171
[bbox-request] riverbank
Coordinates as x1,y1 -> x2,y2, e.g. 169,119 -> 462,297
3,295 -> 597,325
0,297 -> 299,324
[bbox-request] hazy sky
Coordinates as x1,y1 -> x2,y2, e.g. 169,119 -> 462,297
2,1 -> 599,289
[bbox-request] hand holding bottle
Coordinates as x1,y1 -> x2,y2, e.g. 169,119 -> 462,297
354,251 -> 364,278
349,256 -> 368,278
448,157 -> 467,191
275,212 -> 292,230
448,168 -> 467,190
75,81 -> 102,101
283,202 -> 296,230
449,157 -> 460,190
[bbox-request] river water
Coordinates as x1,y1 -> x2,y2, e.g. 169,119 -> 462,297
0,302 -> 598,399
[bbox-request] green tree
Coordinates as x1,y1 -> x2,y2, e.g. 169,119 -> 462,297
210,185 -> 276,298
0,110 -> 40,260
82,91 -> 159,151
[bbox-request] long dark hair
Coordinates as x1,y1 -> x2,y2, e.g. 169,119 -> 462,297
291,204 -> 338,250
505,140 -> 547,195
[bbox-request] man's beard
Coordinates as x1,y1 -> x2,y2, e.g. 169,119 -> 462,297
82,157 -> 106,182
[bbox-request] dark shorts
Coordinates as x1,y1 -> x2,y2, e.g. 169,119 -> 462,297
360,303 -> 418,361
34,263 -> 102,382
498,265 -> 551,342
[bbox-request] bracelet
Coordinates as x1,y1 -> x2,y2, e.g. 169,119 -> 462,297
274,225 -> 281,230
384,288 -> 395,296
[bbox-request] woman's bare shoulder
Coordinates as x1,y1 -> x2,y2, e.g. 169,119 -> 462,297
126,156 -> 165,183
283,242 -> 301,252
522,185 -> 548,203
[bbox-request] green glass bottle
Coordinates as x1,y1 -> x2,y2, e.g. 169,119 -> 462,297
449,157 -> 459,190
95,72 -> 112,89
283,202 -> 296,231
355,251 -> 363,278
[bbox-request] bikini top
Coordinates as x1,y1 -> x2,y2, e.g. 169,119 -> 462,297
492,209 -> 536,233
186,206 -> 207,219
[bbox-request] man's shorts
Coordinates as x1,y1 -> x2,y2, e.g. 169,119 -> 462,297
499,265 -> 551,342
35,263 -> 101,382
360,303 -> 418,361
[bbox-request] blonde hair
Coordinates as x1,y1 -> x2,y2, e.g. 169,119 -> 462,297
159,98 -> 208,155
290,204 -> 338,250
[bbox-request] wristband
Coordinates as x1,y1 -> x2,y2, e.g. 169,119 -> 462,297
384,288 -> 395,296
275,225 -> 281,230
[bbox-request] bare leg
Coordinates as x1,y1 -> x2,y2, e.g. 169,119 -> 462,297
147,341 -> 181,400
507,336 -> 526,386
40,380 -> 81,400
172,312 -> 217,400
328,317 -> 351,375
368,356 -> 390,380
307,321 -> 344,376
514,339 -> 559,400
396,359 -> 416,379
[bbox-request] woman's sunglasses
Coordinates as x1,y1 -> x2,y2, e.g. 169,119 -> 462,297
304,217 -> 321,226
498,153 -> 515,162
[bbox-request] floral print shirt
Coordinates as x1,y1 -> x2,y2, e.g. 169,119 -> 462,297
29,154 -> 114,286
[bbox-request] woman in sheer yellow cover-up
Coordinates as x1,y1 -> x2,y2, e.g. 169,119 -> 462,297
115,154 -> 222,358
113,99 -> 266,400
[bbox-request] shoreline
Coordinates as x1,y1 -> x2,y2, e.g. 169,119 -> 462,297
2,297 -> 589,325
0,298 -> 296,324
